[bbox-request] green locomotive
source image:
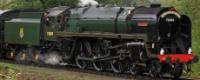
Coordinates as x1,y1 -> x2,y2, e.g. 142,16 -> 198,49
0,4 -> 198,78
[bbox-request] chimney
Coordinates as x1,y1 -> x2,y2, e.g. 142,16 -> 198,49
150,0 -> 161,7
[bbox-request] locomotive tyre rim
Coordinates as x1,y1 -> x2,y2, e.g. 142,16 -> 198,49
76,55 -> 88,69
92,42 -> 106,71
75,41 -> 91,69
93,61 -> 104,71
130,64 -> 137,75
149,60 -> 162,77
111,60 -> 125,73
172,64 -> 183,78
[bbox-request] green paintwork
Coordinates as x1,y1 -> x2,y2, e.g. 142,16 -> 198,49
4,10 -> 43,46
77,7 -> 119,33
117,20 -> 128,33
43,16 -> 59,41
3,7 -> 138,46
5,18 -> 41,46
78,20 -> 115,32
67,18 -> 80,32
44,7 -> 70,41
66,8 -> 84,32
62,7 -> 134,34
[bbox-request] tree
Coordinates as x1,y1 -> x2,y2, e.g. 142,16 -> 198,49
41,0 -> 79,8
0,0 -> 79,9
0,0 -> 43,9
96,0 -> 150,7
95,0 -> 123,6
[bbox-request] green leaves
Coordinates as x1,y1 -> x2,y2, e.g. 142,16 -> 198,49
0,0 -> 43,9
95,0 -> 121,6
96,0 -> 150,7
0,0 -> 79,9
42,0 -> 79,8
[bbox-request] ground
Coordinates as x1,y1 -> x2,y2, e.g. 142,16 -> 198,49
0,62 -> 132,80
0,62 -> 199,80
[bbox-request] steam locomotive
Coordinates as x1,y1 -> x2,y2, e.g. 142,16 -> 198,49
0,3 -> 198,78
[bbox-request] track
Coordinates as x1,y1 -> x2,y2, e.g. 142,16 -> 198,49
0,59 -> 194,80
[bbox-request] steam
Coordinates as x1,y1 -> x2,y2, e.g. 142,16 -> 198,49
39,51 -> 62,65
0,10 -> 3,14
78,0 -> 99,6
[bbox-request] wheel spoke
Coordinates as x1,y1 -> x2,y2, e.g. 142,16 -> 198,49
76,54 -> 88,69
111,60 -> 124,73
149,60 -> 162,77
130,64 -> 137,75
93,61 -> 104,71
76,40 -> 92,69
92,41 -> 107,71
172,63 -> 183,78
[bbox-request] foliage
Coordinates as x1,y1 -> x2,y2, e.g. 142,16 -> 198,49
96,0 -> 150,6
96,0 -> 122,6
0,0 -> 42,9
0,0 -> 79,9
41,0 -> 79,8
132,0 -> 149,6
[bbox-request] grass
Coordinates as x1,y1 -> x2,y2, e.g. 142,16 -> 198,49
0,62 -> 124,80
0,62 -> 199,80
0,63 -> 17,80
0,62 -> 83,80
190,19 -> 200,78
0,62 -> 82,80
